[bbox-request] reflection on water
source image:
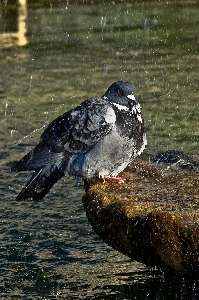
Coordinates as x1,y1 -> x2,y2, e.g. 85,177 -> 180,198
0,0 -> 27,47
1,0 -> 199,299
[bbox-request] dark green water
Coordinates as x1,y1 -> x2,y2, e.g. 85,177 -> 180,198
1,0 -> 199,298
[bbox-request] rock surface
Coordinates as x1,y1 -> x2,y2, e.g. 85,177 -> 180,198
82,155 -> 199,272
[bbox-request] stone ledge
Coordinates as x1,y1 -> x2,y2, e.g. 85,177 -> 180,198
82,157 -> 199,272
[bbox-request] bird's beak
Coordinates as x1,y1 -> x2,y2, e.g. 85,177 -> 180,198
127,94 -> 136,101
126,94 -> 137,111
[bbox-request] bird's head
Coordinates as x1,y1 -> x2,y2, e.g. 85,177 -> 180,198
102,81 -> 137,110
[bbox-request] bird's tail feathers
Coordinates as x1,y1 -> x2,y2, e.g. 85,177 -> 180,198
11,143 -> 47,172
15,163 -> 64,201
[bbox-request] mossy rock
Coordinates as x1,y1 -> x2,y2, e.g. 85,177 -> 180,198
82,156 -> 199,272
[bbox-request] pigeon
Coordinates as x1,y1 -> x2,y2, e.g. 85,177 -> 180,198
11,81 -> 147,201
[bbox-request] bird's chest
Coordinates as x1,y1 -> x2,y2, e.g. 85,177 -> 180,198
114,109 -> 142,140
80,128 -> 133,177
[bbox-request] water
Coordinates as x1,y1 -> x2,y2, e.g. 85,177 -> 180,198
1,0 -> 199,298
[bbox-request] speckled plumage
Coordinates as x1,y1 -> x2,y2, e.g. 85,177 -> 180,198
11,81 -> 147,200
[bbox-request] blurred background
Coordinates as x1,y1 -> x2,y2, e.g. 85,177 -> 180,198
0,0 -> 199,299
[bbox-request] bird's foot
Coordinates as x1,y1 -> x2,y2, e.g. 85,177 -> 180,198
100,176 -> 126,184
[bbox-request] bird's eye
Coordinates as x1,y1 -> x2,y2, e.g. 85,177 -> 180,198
117,89 -> 121,94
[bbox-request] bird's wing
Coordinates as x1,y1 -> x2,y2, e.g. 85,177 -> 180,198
12,99 -> 116,171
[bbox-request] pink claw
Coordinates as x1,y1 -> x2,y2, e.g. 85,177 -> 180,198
100,176 -> 126,184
